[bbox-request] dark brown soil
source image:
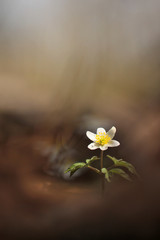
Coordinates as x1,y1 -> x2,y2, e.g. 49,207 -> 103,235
0,109 -> 160,240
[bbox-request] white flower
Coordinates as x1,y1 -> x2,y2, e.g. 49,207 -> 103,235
86,126 -> 120,151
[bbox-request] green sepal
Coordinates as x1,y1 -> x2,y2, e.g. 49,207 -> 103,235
109,168 -> 132,181
86,156 -> 100,165
107,155 -> 138,176
65,162 -> 87,176
101,168 -> 111,182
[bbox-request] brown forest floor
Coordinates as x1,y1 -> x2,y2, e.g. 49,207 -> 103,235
0,108 -> 160,240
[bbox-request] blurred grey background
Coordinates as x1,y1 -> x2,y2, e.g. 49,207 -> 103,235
0,0 -> 159,115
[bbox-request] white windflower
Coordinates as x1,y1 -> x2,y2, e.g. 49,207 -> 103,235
86,127 -> 120,151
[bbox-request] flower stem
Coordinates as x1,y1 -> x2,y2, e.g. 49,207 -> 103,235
100,150 -> 105,196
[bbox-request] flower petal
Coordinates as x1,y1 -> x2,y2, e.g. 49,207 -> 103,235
86,131 -> 96,141
107,126 -> 116,139
97,127 -> 106,135
107,140 -> 120,147
88,143 -> 99,150
100,145 -> 108,151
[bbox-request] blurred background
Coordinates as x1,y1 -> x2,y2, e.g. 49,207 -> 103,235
0,0 -> 160,239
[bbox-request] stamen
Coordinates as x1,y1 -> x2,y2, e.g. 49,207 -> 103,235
95,133 -> 111,146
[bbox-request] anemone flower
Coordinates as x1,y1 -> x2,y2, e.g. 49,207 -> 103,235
86,127 -> 120,151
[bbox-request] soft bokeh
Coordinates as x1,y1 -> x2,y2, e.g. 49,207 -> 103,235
0,0 -> 159,114
0,1 -> 160,240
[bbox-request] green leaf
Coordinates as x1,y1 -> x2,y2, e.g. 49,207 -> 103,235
101,168 -> 107,174
64,162 -> 86,176
86,156 -> 100,165
101,168 -> 111,182
107,155 -> 138,176
109,168 -> 132,181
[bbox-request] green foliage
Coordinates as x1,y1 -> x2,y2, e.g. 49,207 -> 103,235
86,156 -> 100,165
64,154 -> 138,182
65,156 -> 100,177
65,162 -> 87,176
101,168 -> 111,182
107,155 -> 138,176
109,168 -> 132,181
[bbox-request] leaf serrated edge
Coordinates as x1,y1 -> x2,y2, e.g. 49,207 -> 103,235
109,168 -> 132,181
107,155 -> 138,176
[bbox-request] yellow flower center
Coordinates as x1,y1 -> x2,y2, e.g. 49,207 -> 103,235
95,132 -> 111,146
